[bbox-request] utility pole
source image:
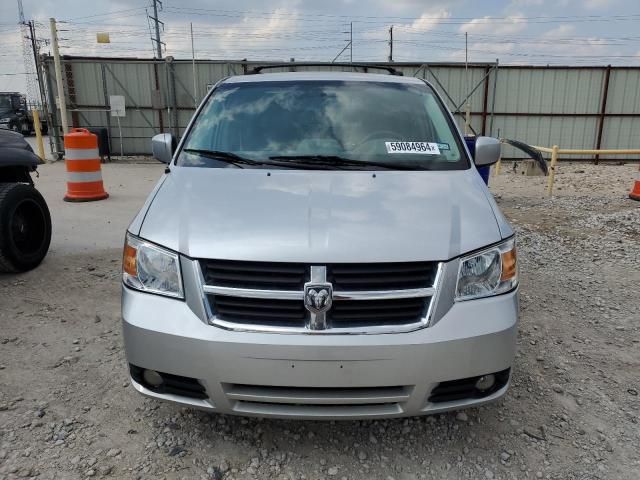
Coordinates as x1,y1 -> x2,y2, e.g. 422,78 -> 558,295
350,22 -> 353,63
28,22 -> 42,100
17,0 -> 38,106
28,21 -> 48,114
150,0 -> 164,59
50,18 -> 68,134
388,25 -> 394,62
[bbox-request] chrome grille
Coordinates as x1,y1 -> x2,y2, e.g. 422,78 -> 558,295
209,296 -> 306,326
328,262 -> 437,291
200,259 -> 307,290
329,298 -> 428,327
198,260 -> 442,334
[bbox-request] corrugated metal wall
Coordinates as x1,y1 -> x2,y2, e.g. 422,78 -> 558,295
43,57 -> 640,159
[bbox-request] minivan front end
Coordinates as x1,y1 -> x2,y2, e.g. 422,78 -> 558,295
121,72 -> 519,419
122,238 -> 517,418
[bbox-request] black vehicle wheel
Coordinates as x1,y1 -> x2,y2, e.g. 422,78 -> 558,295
0,183 -> 52,273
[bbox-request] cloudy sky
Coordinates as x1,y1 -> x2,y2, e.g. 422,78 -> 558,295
1,0 -> 639,93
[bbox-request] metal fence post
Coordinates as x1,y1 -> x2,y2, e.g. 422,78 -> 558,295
546,145 -> 559,197
171,61 -> 179,137
481,64 -> 490,135
489,59 -> 499,137
165,57 -> 179,138
100,63 -> 113,159
595,65 -> 611,165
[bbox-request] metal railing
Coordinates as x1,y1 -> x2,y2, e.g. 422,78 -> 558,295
533,146 -> 640,196
496,145 -> 640,196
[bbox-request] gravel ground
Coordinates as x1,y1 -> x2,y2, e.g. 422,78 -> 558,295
1,161 -> 639,480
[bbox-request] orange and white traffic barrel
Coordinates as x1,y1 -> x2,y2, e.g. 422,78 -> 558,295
630,165 -> 640,201
63,128 -> 109,202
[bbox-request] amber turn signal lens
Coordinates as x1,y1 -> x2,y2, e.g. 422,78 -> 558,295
501,246 -> 517,281
123,244 -> 137,276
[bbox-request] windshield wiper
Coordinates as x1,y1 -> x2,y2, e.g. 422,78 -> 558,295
183,149 -> 270,169
268,155 -> 419,170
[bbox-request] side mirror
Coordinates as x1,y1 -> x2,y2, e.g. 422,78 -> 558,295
151,133 -> 176,164
473,136 -> 501,167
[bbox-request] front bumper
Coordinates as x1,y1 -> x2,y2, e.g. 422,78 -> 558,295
122,286 -> 518,419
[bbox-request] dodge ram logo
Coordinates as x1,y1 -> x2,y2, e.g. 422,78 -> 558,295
304,284 -> 333,314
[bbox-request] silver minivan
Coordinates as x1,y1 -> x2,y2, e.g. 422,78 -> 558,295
122,70 -> 518,419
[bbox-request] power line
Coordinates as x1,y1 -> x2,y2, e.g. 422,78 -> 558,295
45,7 -> 640,67
162,6 -> 640,22
62,7 -> 148,21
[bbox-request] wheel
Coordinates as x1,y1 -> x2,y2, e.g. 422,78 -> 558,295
20,121 -> 32,136
0,183 -> 52,273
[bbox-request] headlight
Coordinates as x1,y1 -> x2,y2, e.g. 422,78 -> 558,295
0,118 -> 10,124
122,233 -> 184,299
455,237 -> 517,301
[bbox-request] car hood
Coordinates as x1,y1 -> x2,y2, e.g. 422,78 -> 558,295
138,167 -> 505,262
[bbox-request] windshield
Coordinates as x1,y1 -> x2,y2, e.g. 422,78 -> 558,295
0,95 -> 11,111
178,80 -> 468,170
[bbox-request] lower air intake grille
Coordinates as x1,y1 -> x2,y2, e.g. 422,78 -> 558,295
129,364 -> 208,400
428,369 -> 511,403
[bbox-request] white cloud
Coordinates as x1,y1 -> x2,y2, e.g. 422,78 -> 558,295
395,9 -> 452,33
370,0 -> 462,14
459,14 -> 528,35
162,8 -> 299,59
359,8 -> 452,60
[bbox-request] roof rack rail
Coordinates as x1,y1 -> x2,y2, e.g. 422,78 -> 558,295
249,63 -> 403,76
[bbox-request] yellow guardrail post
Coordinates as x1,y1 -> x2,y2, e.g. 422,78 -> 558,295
494,155 -> 502,176
546,145 -> 559,197
31,109 -> 46,163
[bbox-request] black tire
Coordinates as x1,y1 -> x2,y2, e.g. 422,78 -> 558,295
0,183 -> 52,273
20,122 -> 32,136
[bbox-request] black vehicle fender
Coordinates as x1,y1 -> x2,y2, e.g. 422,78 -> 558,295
0,146 -> 40,169
0,129 -> 34,150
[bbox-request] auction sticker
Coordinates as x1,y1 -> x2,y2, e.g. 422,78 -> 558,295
385,142 -> 441,154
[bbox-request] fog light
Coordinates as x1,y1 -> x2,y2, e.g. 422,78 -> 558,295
475,374 -> 496,392
143,369 -> 164,387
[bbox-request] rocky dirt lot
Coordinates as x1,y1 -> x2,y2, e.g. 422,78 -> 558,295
1,162 -> 639,480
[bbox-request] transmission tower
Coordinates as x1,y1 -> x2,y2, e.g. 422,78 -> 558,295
17,0 -> 39,107
148,0 -> 165,59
